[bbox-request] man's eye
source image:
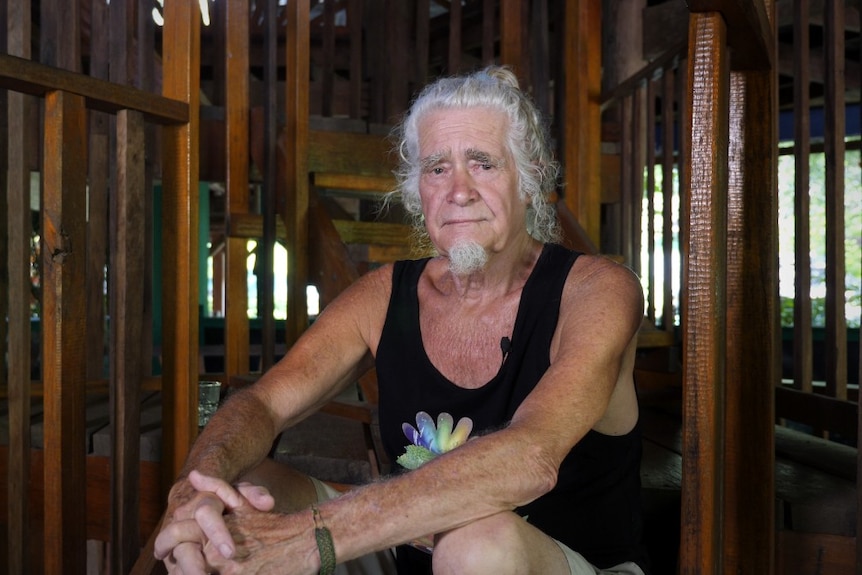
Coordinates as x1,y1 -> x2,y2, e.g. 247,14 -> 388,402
481,163 -> 494,170
432,167 -> 445,175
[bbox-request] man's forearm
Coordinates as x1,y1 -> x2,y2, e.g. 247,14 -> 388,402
177,389 -> 278,490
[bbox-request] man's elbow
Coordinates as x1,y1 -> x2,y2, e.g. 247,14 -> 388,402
517,445 -> 559,503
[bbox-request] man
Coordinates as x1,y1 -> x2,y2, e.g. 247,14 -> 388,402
155,66 -> 648,575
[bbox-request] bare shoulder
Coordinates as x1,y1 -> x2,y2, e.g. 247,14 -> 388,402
560,254 -> 644,338
313,263 -> 394,350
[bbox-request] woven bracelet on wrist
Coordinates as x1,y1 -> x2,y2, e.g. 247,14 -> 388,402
311,503 -> 336,575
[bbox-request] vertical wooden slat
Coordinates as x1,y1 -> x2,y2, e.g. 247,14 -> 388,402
384,1 -> 410,119
365,0 -> 385,123
284,0 -> 310,346
529,0 -> 550,117
415,0 -> 429,89
42,89 -> 88,575
681,12 -> 729,575
5,1 -> 32,572
724,59 -> 777,573
107,2 -> 143,570
138,0 -> 158,376
348,0 -> 363,118
110,108 -> 146,574
87,0 -> 109,381
39,0 -> 80,72
625,86 -> 644,272
225,0 -> 251,379
448,0 -> 462,74
322,0 -> 336,117
678,54 -> 691,337
793,0 -> 813,392
619,94 -> 632,258
823,0 -> 847,400
646,77 -> 657,322
499,0 -> 522,79
261,0 -> 278,371
561,0 -> 602,248
661,66 -> 676,332
482,0 -> 495,66
161,0 -> 201,489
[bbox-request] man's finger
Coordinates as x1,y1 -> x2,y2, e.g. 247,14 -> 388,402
189,469 -> 245,510
154,519 -> 205,560
172,541 -> 208,575
236,481 -> 276,511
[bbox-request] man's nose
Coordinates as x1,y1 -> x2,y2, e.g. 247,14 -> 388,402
447,166 -> 477,205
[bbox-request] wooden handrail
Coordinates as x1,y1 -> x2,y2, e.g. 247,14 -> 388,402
0,53 -> 188,124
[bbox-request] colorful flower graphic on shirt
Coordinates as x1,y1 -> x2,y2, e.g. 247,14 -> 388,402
396,411 -> 473,470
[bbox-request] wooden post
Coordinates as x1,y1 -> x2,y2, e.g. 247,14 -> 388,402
224,0 -> 251,379
41,89 -> 88,575
160,0 -> 201,490
724,65 -> 777,575
284,0 -> 309,346
561,0 -> 602,248
680,12 -> 729,574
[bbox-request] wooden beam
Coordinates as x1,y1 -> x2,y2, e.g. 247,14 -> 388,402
307,129 -> 395,177
41,89 -> 88,575
160,0 -> 201,492
680,12 -> 730,574
0,53 -> 187,124
688,0 -> 774,70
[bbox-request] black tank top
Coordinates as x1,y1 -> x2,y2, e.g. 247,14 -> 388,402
376,243 -> 648,573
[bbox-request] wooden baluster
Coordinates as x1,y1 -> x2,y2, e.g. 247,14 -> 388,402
284,0 -> 310,347
6,1 -> 33,572
823,0 -> 847,400
160,0 -> 201,492
661,65 -> 676,332
646,76 -> 657,322
348,0 -> 363,118
111,108 -> 146,574
225,0 -> 251,380
725,62 -> 778,574
681,12 -> 729,574
42,89 -> 88,575
793,0 -> 813,393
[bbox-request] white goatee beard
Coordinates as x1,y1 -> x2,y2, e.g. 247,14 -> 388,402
447,241 -> 489,275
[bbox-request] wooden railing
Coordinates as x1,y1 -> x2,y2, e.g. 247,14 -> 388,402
0,2 -> 198,574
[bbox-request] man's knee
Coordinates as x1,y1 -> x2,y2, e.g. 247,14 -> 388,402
432,512 -> 530,575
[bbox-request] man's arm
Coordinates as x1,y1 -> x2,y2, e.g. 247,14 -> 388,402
209,255 -> 645,571
154,264 -> 393,567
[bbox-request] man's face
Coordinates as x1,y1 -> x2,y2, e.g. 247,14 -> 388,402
417,107 -> 526,258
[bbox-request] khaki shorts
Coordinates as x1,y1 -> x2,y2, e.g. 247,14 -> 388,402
311,478 -> 645,575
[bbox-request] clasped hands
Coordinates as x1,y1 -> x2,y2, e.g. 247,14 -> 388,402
154,470 -> 313,575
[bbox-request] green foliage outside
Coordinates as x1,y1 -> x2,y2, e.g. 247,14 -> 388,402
778,150 -> 861,328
